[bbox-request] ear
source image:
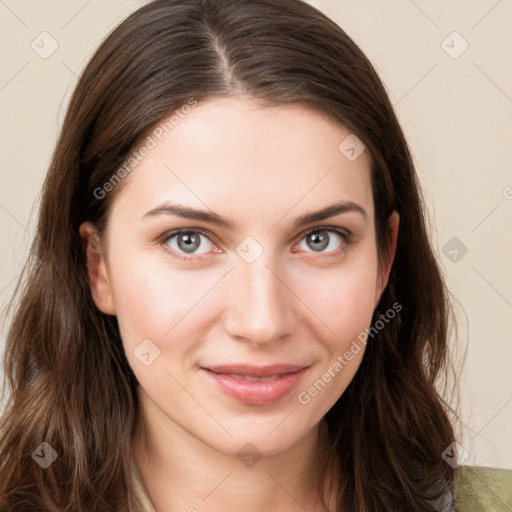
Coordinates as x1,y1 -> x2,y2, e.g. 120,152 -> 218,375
79,221 -> 116,315
375,210 -> 399,307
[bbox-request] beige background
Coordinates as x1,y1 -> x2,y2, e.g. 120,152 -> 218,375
0,1 -> 511,469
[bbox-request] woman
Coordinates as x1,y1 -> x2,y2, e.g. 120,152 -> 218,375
0,0 -> 462,510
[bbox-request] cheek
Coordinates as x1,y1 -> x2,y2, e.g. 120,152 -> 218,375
295,270 -> 377,408
293,249 -> 379,342
292,246 -> 378,397
107,257 -> 223,390
106,249 -> 213,341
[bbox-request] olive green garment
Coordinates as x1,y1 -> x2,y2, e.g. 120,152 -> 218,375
454,465 -> 512,512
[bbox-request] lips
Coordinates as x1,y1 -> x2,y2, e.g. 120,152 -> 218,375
200,364 -> 309,406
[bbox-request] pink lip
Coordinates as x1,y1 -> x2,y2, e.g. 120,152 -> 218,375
200,364 -> 309,406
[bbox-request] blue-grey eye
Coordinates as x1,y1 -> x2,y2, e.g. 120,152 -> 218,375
298,230 -> 344,253
166,231 -> 213,254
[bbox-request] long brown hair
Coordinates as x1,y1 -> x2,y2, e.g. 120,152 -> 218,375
0,0 -> 459,510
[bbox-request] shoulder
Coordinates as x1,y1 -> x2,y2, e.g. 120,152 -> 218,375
454,465 -> 512,511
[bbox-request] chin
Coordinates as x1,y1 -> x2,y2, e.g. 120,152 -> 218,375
201,414 -> 318,459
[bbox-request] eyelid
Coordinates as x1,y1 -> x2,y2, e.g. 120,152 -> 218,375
296,224 -> 351,242
159,227 -> 217,246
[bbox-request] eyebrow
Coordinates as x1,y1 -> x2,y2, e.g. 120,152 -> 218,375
142,200 -> 368,229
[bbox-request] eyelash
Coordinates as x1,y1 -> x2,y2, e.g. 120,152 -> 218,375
159,226 -> 353,262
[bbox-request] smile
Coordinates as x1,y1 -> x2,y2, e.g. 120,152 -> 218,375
200,364 -> 309,406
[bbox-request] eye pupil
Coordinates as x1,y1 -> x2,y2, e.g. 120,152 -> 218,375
307,231 -> 329,252
178,232 -> 200,252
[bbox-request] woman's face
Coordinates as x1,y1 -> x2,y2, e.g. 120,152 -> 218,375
81,96 -> 398,458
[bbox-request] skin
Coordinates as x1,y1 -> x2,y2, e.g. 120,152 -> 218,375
80,96 -> 399,512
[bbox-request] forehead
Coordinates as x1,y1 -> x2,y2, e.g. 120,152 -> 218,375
109,96 -> 374,229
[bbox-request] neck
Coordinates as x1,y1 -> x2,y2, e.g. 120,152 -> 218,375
131,397 -> 337,512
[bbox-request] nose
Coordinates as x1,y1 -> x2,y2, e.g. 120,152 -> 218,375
223,256 -> 296,346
